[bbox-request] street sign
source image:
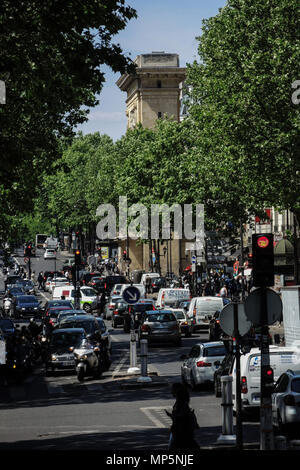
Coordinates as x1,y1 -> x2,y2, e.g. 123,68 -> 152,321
244,288 -> 282,326
122,286 -> 141,305
219,303 -> 252,337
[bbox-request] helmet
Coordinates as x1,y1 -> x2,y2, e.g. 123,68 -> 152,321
30,317 -> 34,323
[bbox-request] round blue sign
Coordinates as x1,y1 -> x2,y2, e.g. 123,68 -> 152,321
122,286 -> 141,305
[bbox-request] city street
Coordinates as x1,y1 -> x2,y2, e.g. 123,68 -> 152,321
0,249 -> 263,451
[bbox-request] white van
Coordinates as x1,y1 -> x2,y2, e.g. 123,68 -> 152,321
231,345 -> 300,413
52,286 -> 99,312
187,296 -> 224,331
140,273 -> 160,286
156,288 -> 191,309
119,283 -> 146,299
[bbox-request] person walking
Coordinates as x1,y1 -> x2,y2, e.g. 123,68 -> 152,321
166,383 -> 200,451
38,272 -> 44,290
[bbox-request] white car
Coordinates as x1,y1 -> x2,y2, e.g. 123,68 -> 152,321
48,277 -> 70,293
272,369 -> 300,432
181,341 -> 226,390
44,249 -> 56,259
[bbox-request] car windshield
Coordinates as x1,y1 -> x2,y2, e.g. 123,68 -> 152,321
48,301 -> 73,308
173,311 -> 185,319
291,378 -> 300,393
51,332 -> 84,348
130,304 -> 154,313
203,346 -> 227,357
145,313 -> 176,322
0,319 -> 13,329
81,288 -> 96,297
17,296 -> 37,304
61,320 -> 96,334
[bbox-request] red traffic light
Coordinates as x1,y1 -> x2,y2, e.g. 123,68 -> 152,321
256,236 -> 270,249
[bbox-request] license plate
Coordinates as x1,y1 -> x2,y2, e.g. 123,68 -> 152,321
62,361 -> 75,366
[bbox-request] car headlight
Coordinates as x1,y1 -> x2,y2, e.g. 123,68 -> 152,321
51,355 -> 57,361
22,308 -> 26,311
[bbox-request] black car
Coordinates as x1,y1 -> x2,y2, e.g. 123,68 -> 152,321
0,318 -> 15,337
123,299 -> 156,333
87,276 -> 106,293
14,295 -> 41,318
79,271 -> 102,286
111,300 -> 128,328
213,351 -> 235,397
150,277 -> 167,293
4,275 -> 22,289
6,286 -> 25,298
16,279 -> 35,295
45,327 -> 86,375
104,275 -> 128,294
209,310 -> 222,341
58,315 -> 102,342
44,299 -> 74,317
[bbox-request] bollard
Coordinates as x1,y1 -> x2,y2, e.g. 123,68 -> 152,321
137,339 -> 152,383
127,331 -> 140,374
216,375 -> 236,445
275,436 -> 287,450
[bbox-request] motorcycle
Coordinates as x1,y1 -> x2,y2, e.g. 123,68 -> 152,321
73,340 -> 102,382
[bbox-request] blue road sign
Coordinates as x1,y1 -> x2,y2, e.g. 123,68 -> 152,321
122,286 -> 141,305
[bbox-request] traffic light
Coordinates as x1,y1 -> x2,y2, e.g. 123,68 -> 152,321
252,233 -> 274,287
74,249 -> 81,265
24,244 -> 32,257
123,250 -> 127,261
262,366 -> 274,395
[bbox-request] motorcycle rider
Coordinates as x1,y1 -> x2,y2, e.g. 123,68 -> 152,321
28,318 -> 41,339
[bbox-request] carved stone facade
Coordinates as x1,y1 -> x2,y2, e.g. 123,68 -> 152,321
116,53 -> 188,277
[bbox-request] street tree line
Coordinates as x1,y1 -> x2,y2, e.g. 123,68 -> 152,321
1,0 -> 299,250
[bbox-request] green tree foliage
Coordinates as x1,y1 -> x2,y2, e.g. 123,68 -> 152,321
0,0 -> 137,236
186,0 -> 300,226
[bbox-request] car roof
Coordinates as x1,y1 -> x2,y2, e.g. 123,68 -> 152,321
194,341 -> 226,348
53,328 -> 85,335
60,315 -> 95,322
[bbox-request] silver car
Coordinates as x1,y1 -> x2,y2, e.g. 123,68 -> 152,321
181,341 -> 226,389
138,310 -> 181,346
272,369 -> 300,432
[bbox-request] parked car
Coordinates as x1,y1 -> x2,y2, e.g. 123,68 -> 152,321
181,341 -> 227,390
111,300 -> 128,328
45,328 -> 85,376
44,249 -> 56,260
138,310 -> 181,346
123,299 -> 156,333
169,308 -> 193,337
272,369 -> 300,433
14,295 -> 42,318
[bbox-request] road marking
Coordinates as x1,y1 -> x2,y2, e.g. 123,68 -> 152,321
112,352 -> 129,377
140,406 -> 172,428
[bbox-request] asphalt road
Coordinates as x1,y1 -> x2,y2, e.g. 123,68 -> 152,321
0,248 -> 285,452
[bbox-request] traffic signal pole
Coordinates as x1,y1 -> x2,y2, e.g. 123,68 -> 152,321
260,288 -> 274,450
233,302 -> 243,450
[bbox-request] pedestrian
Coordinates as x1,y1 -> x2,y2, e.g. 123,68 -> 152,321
166,383 -> 199,451
31,271 -> 35,283
219,284 -> 227,298
38,272 -> 44,290
145,275 -> 151,294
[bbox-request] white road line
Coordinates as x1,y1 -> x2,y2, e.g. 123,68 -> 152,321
112,352 -> 129,376
140,406 -> 172,428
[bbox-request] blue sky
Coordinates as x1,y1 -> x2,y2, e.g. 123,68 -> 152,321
76,0 -> 227,141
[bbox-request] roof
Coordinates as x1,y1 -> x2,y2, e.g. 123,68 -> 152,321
274,239 -> 294,255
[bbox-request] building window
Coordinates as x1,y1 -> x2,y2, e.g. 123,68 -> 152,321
157,80 -> 162,88
158,112 -> 162,118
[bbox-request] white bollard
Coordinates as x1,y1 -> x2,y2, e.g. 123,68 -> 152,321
137,339 -> 152,383
217,375 -> 236,445
127,331 -> 140,374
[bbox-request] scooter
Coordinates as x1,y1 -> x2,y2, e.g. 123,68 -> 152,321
73,341 -> 101,382
3,297 -> 12,317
